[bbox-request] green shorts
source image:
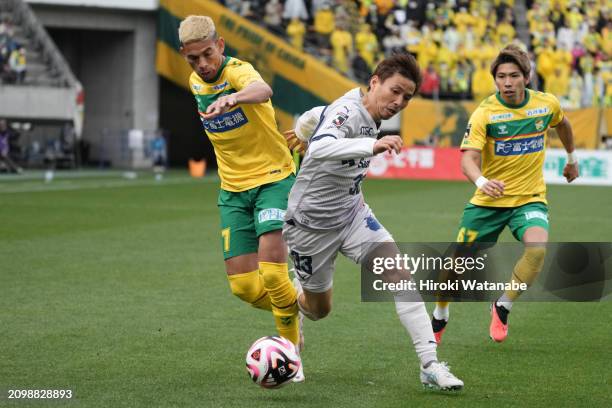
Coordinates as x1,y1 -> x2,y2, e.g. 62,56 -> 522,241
218,174 -> 295,260
456,202 -> 549,243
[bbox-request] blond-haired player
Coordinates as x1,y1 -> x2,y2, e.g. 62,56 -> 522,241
178,15 -> 303,380
432,44 -> 579,343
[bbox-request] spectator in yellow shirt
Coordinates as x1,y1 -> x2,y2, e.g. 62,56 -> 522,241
603,20 -> 612,56
355,23 -> 379,69
414,35 -> 438,72
287,18 -> 306,51
471,60 -> 496,101
496,15 -> 515,43
330,24 -> 353,74
314,4 -> 335,49
536,45 -> 555,89
551,45 -> 572,77
545,67 -> 569,100
582,24 -> 602,55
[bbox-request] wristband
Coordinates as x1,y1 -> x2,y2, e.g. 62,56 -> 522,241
475,176 -> 489,189
567,151 -> 578,165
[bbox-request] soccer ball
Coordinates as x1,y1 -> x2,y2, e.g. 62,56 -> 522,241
245,336 -> 301,389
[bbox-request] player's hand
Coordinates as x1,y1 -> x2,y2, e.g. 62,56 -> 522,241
563,162 -> 579,183
480,179 -> 505,198
284,129 -> 307,155
201,94 -> 238,119
373,135 -> 403,155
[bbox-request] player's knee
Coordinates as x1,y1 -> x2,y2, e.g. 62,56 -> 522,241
227,272 -> 266,305
525,246 -> 546,269
260,263 -> 287,288
228,280 -> 259,304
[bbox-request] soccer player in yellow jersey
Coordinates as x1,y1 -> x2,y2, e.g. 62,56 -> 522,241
178,16 -> 303,380
431,45 -> 579,343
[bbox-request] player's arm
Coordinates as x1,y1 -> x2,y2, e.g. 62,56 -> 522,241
461,150 -> 505,198
460,108 -> 503,198
202,81 -> 272,119
308,134 -> 403,160
284,106 -> 326,154
553,116 -> 579,183
307,107 -> 403,160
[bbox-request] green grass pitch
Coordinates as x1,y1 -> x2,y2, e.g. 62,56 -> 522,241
1,172 -> 610,407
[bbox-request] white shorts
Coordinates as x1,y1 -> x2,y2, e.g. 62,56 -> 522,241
282,203 -> 393,293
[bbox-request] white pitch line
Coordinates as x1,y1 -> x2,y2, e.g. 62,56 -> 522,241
0,176 -> 218,194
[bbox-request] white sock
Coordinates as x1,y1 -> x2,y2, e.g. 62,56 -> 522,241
433,304 -> 449,321
394,296 -> 438,367
496,294 -> 513,311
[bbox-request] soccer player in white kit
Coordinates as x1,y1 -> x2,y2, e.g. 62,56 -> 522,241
283,53 -> 464,390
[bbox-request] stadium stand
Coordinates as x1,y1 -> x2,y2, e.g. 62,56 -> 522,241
0,0 -> 82,169
219,0 -> 610,108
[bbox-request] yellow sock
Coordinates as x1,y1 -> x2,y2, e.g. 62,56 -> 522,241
227,270 -> 271,311
259,261 -> 299,346
505,246 -> 546,301
436,301 -> 449,309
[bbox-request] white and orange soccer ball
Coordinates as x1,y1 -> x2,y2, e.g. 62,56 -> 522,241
245,336 -> 301,389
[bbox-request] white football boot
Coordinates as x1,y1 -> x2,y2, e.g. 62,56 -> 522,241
420,361 -> 464,391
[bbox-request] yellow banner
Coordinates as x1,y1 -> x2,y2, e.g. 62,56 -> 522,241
401,98 -> 600,149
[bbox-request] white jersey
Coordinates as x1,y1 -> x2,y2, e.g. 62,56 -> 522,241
285,88 -> 380,231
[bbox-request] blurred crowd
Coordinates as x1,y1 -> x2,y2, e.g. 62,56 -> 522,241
219,0 -> 612,108
527,0 -> 611,108
0,16 -> 27,84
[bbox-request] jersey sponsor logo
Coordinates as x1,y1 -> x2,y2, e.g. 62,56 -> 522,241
526,107 -> 550,116
341,158 -> 370,168
489,113 -> 513,121
357,158 -> 370,168
201,107 -> 248,132
494,135 -> 544,156
258,208 -> 286,223
212,81 -> 229,91
524,211 -> 548,222
360,126 -> 374,136
496,124 -> 509,135
192,83 -> 202,91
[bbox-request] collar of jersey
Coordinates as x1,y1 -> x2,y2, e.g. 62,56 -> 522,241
204,55 -> 231,84
495,89 -> 530,109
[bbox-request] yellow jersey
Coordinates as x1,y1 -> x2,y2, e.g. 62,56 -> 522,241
460,89 -> 564,207
189,56 -> 295,192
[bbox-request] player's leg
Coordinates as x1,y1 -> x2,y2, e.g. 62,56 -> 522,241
343,205 -> 463,390
490,203 -> 549,342
282,221 -> 340,384
432,204 -> 507,343
254,175 -> 300,346
283,221 -> 340,321
219,192 -> 271,311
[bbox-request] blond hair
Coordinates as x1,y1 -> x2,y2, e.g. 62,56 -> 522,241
178,15 -> 216,44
